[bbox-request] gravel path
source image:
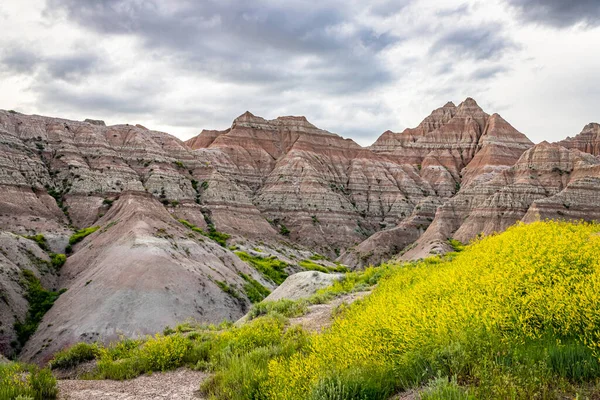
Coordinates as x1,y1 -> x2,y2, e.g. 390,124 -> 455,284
58,368 -> 207,400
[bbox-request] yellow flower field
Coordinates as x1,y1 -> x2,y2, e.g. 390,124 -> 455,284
266,221 -> 600,399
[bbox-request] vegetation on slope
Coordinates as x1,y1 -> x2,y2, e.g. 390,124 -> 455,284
0,362 -> 57,400
239,273 -> 271,303
67,226 -> 100,253
47,265 -> 386,398
235,251 -> 289,285
178,219 -> 230,247
48,221 -> 600,399
14,270 -> 66,349
267,221 -> 600,399
298,259 -> 348,273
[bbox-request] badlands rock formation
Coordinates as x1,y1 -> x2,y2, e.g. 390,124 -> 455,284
559,123 -> 600,156
0,100 -> 598,363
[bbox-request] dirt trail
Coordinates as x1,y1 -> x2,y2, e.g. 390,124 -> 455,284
288,291 -> 371,332
58,368 -> 207,400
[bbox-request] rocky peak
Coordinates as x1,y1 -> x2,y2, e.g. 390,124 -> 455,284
559,122 -> 600,156
185,129 -> 228,149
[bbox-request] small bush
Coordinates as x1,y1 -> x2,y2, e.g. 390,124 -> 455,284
23,234 -> 49,251
240,273 -> 271,303
50,342 -> 100,369
139,334 -> 190,371
50,253 -> 66,269
68,226 -> 100,246
448,239 -> 465,252
14,270 -> 65,348
279,225 -> 290,236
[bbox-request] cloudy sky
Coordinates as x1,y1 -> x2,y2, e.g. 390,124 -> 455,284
0,0 -> 598,145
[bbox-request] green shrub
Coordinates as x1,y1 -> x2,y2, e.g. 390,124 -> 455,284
49,342 -> 100,370
68,226 -> 100,246
14,270 -> 65,348
240,273 -> 271,303
279,225 -> 290,236
139,334 -> 190,371
50,253 -> 66,269
448,239 -> 465,252
23,234 -> 49,251
0,362 -> 57,399
206,225 -> 230,247
93,334 -> 189,379
235,251 -> 288,285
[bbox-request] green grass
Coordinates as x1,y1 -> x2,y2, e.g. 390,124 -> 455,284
299,259 -> 349,273
420,376 -> 474,400
248,299 -> 309,320
308,366 -> 397,400
68,226 -> 100,246
215,280 -> 243,301
239,273 -> 271,303
448,238 -> 465,252
14,270 -> 66,349
0,362 -> 57,400
178,219 -> 230,247
235,251 -> 289,285
23,234 -> 49,251
298,259 -> 329,273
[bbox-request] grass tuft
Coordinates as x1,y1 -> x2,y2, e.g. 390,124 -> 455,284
68,226 -> 100,246
235,251 -> 288,285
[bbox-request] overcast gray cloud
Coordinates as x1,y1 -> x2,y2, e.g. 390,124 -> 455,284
44,0 -> 400,94
0,0 -> 598,146
429,24 -> 518,61
507,0 -> 600,28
